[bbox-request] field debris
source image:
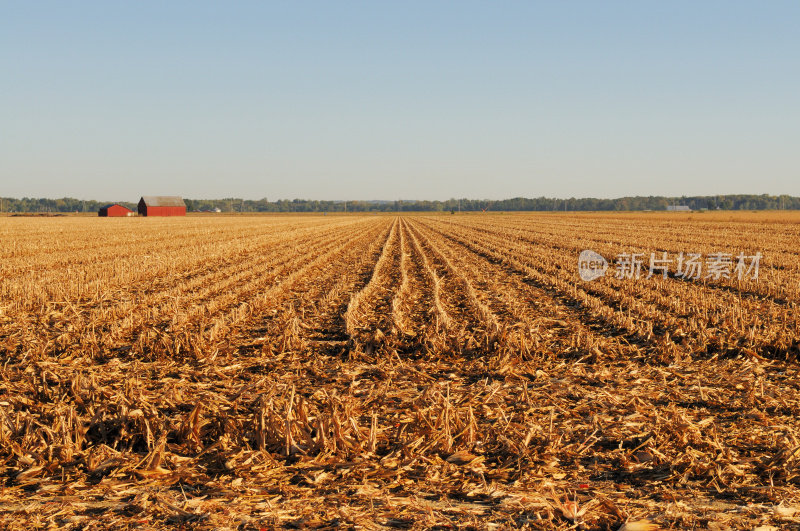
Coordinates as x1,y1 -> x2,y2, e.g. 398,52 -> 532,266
1,213 -> 799,529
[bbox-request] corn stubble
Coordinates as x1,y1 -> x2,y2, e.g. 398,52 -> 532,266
1,213 -> 799,529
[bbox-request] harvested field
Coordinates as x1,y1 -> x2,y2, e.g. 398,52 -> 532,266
1,212 -> 800,529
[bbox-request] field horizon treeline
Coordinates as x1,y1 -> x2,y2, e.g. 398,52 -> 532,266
2,193 -> 799,214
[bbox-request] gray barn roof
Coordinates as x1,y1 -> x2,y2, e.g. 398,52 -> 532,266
139,196 -> 186,207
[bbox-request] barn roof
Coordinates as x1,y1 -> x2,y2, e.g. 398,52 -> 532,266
139,196 -> 186,207
101,203 -> 131,210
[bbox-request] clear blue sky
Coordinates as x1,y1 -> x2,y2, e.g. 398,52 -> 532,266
2,1 -> 798,201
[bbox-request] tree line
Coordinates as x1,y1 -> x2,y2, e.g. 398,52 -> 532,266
2,194 -> 799,214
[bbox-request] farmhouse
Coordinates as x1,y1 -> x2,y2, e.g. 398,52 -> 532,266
138,196 -> 187,217
98,204 -> 134,217
666,205 -> 692,212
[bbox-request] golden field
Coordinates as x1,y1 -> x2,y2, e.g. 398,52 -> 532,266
1,212 -> 799,529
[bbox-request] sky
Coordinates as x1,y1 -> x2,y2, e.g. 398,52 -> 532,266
1,1 -> 798,201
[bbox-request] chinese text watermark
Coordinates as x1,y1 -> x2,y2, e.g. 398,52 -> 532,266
578,250 -> 761,281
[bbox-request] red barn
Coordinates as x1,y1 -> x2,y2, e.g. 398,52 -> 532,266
138,196 -> 187,217
98,204 -> 134,217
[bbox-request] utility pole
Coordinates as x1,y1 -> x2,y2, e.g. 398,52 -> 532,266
458,198 -> 461,213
